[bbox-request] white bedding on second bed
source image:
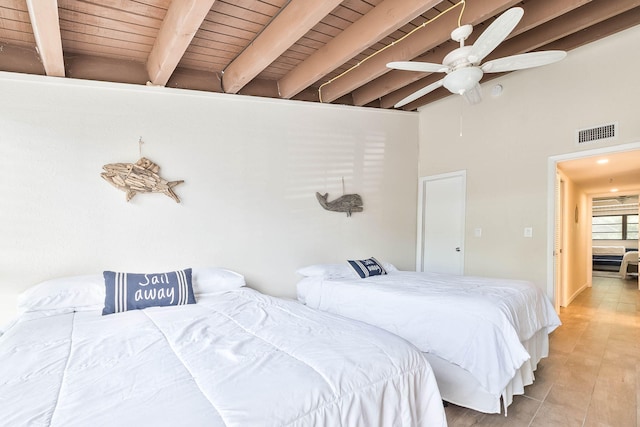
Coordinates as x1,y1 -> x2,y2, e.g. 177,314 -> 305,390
298,271 -> 561,398
0,287 -> 447,427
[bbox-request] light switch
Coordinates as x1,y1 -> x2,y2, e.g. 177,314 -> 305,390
524,227 -> 533,238
474,228 -> 482,237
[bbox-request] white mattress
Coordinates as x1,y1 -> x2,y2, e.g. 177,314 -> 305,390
0,287 -> 447,427
297,271 -> 561,399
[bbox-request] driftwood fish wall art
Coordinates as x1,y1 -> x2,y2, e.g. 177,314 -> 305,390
101,157 -> 184,203
316,192 -> 363,217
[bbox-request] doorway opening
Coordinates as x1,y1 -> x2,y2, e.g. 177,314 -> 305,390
591,195 -> 639,282
547,142 -> 640,311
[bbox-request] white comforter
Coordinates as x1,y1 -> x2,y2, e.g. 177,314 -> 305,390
298,271 -> 561,397
0,288 -> 446,427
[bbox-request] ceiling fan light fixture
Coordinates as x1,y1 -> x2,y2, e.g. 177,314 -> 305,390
463,85 -> 482,105
443,67 -> 483,94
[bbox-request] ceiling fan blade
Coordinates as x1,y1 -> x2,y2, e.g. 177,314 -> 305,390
462,83 -> 482,105
394,79 -> 444,108
481,50 -> 567,73
468,7 -> 523,64
387,61 -> 447,73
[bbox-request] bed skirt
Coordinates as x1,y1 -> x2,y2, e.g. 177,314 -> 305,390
424,328 -> 549,414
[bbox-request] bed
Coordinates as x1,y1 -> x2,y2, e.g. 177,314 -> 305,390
592,245 -> 628,271
296,260 -> 561,414
0,267 -> 447,427
620,250 -> 639,282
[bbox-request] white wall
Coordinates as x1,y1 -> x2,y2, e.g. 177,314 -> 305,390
418,25 -> 640,296
562,175 -> 590,306
0,73 -> 419,324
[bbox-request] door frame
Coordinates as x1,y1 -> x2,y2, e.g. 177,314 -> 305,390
554,173 -> 566,311
416,170 -> 466,273
547,141 -> 640,309
588,190 -> 640,283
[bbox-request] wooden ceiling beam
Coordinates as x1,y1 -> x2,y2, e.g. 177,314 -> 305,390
398,4 -> 640,111
221,0 -> 343,94
277,0 -> 445,100
543,7 -> 640,52
356,50 -> 447,108
318,0 -> 522,103
388,74 -> 443,110
146,0 -> 216,86
25,0 -> 65,77
482,0 -> 640,60
354,0 -> 592,106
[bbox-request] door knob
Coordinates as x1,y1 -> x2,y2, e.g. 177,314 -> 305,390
455,247 -> 461,252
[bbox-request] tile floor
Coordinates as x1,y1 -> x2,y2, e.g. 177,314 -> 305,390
444,275 -> 639,427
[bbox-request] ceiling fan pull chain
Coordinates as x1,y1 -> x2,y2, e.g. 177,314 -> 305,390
459,97 -> 464,137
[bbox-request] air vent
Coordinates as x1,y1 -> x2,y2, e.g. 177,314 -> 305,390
576,122 -> 617,145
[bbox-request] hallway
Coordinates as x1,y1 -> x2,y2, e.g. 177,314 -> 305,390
445,276 -> 640,426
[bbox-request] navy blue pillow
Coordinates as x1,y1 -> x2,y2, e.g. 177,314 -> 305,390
347,257 -> 387,278
103,268 -> 196,315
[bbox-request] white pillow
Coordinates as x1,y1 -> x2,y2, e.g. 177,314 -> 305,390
383,262 -> 399,272
297,261 -> 398,279
16,268 -> 246,314
296,263 -> 358,279
192,267 -> 246,295
17,274 -> 105,314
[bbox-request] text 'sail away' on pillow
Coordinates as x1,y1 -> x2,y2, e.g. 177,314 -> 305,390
102,268 -> 195,315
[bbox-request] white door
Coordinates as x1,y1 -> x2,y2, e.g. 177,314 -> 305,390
417,171 -> 466,274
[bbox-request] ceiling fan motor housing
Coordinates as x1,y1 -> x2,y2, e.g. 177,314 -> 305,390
443,45 -> 475,68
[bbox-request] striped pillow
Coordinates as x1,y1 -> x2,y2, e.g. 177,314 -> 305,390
102,268 -> 195,315
347,257 -> 387,278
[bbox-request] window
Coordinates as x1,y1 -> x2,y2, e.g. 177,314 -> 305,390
592,214 -> 639,240
628,215 -> 638,240
592,215 -> 622,239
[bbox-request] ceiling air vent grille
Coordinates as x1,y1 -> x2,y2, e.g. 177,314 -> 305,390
576,123 -> 617,145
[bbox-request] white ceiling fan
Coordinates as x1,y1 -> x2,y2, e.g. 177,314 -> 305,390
387,7 -> 567,108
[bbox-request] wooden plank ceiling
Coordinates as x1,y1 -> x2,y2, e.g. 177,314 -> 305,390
0,0 -> 638,110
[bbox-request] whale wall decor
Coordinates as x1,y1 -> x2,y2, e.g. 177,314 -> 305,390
101,157 -> 184,203
316,192 -> 363,217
